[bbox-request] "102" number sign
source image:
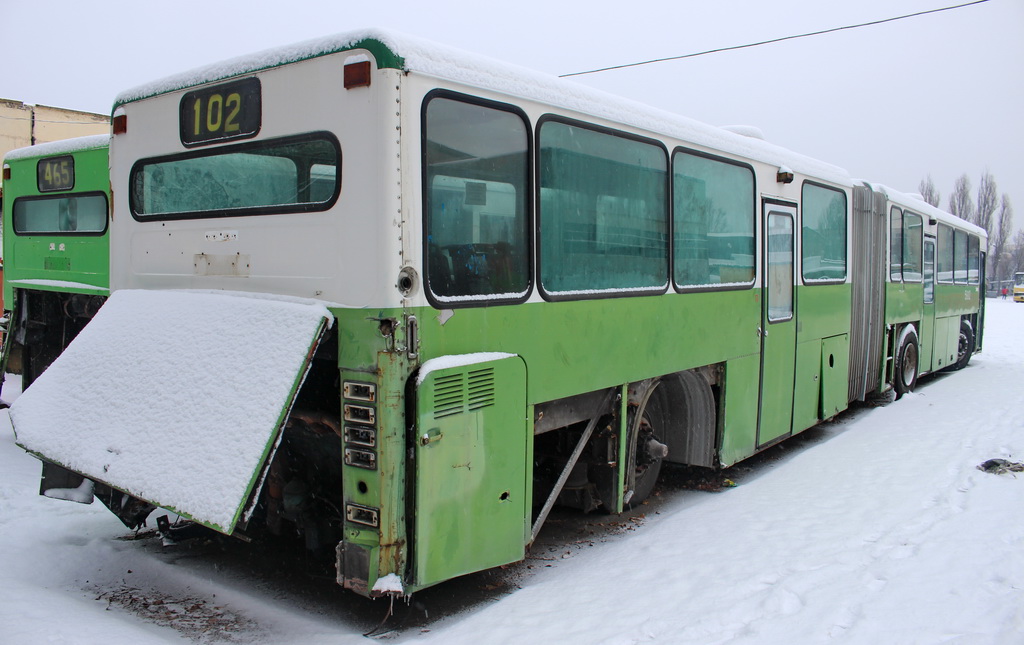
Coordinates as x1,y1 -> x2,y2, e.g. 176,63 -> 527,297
179,78 -> 261,146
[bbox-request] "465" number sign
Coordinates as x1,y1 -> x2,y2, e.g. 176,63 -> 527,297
37,156 -> 75,192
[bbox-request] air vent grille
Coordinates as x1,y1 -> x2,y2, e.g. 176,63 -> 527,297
433,373 -> 464,418
432,367 -> 496,418
467,368 -> 495,410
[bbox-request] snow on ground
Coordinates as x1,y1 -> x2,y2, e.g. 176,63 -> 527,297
1,300 -> 1022,644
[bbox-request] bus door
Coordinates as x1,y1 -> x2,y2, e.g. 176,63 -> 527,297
921,237 -> 936,373
976,252 -> 985,350
758,203 -> 797,447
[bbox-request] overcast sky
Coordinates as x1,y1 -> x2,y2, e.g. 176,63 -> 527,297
6,0 -> 1021,234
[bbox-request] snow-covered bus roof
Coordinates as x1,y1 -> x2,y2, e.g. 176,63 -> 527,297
113,28 -> 851,187
860,181 -> 987,239
3,134 -> 110,163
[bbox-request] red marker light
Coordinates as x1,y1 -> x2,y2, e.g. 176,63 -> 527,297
344,60 -> 372,89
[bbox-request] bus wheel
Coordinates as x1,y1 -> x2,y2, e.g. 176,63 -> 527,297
954,319 -> 974,370
625,381 -> 669,506
894,325 -> 919,400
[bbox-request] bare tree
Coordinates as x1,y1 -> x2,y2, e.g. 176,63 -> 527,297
1012,229 -> 1024,275
918,175 -> 941,207
990,194 -> 1014,281
949,174 -> 975,224
976,171 -> 998,242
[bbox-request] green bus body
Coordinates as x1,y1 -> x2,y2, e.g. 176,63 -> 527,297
9,32 -> 984,598
1,135 -> 110,389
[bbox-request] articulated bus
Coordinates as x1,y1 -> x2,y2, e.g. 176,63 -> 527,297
1,135 -> 110,394
10,31 -> 984,598
857,184 -> 985,397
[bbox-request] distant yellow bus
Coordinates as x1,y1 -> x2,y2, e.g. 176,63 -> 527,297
1014,272 -> 1024,303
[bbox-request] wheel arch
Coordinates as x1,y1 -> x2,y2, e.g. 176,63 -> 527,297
641,367 -> 719,469
893,322 -> 920,398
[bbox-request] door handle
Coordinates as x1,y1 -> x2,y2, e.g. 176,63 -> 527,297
420,428 -> 443,446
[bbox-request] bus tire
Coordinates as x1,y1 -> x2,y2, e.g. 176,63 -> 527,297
954,319 -> 974,371
894,325 -> 919,400
625,381 -> 669,506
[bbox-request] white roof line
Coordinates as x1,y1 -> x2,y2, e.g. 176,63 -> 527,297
113,28 -> 850,184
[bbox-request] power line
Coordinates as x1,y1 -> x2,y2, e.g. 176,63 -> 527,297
560,0 -> 992,77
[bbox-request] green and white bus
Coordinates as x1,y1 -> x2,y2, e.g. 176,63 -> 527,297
10,31 -> 984,598
1,135 -> 110,392
849,184 -> 985,400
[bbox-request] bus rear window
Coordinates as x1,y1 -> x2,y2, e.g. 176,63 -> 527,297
130,133 -> 339,220
13,193 -> 108,235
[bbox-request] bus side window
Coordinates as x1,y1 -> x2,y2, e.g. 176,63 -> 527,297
539,119 -> 668,296
423,95 -> 530,304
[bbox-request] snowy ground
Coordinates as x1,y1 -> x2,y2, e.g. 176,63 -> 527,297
1,299 -> 1022,644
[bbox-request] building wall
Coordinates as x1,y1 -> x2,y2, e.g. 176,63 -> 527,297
0,98 -> 109,163
0,100 -> 34,159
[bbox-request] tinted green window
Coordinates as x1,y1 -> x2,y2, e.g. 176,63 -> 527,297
767,212 -> 794,321
967,235 -> 980,284
539,121 -> 667,295
889,208 -> 921,283
937,224 -> 953,283
923,240 -> 935,304
889,207 -> 903,282
673,151 -> 754,288
130,133 -> 339,219
954,229 -> 968,283
801,183 -> 846,282
423,96 -> 530,302
903,212 -> 923,282
13,193 -> 108,234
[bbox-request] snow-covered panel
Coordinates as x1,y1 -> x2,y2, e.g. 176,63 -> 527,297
114,29 -> 398,106
112,29 -> 849,185
3,134 -> 110,162
416,352 -> 515,385
10,289 -> 332,532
